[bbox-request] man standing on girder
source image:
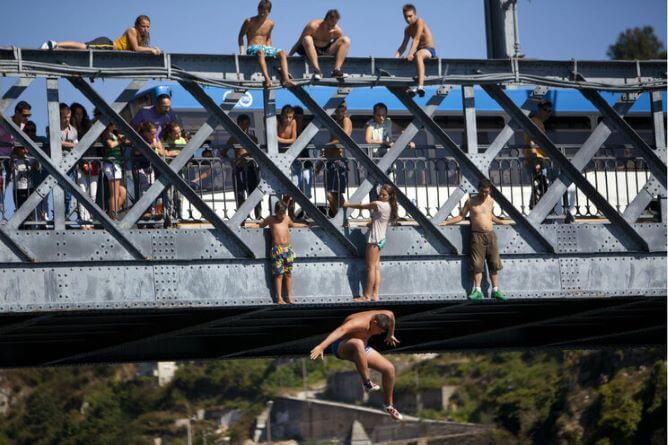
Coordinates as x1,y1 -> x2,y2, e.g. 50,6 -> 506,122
310,310 -> 403,421
443,179 -> 508,301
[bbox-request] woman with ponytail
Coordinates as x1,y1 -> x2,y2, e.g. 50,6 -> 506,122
41,15 -> 160,55
343,184 -> 398,302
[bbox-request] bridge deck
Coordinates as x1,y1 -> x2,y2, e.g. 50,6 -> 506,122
0,297 -> 664,367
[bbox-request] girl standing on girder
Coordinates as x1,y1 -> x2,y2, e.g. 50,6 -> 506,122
343,184 -> 398,302
40,15 -> 161,55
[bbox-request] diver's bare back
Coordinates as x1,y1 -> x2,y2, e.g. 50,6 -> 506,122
343,310 -> 385,341
407,18 -> 435,49
246,17 -> 274,45
469,195 -> 495,232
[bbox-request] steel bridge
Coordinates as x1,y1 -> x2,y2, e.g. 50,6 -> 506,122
0,49 -> 665,366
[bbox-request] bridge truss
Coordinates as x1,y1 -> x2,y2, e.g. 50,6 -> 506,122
0,49 -> 665,364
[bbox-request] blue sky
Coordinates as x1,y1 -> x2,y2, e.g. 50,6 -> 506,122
1,0 -> 666,130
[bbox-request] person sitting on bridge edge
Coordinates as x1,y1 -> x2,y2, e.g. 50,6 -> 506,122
239,0 -> 296,89
443,179 -> 508,301
342,184 -> 398,302
395,4 -> 437,98
41,15 -> 161,55
289,9 -> 351,80
260,199 -> 308,304
310,310 -> 403,421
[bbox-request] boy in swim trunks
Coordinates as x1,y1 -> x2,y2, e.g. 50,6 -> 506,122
310,310 -> 403,421
394,4 -> 437,97
260,200 -> 307,304
288,9 -> 351,80
239,0 -> 295,89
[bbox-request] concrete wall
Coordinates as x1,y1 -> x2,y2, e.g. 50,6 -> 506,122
266,397 -> 482,444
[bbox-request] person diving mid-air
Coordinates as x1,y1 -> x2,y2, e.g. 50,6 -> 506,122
310,310 -> 403,420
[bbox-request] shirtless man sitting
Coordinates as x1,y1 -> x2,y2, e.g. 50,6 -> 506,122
310,310 -> 403,421
394,4 -> 437,98
289,9 -> 351,80
238,0 -> 295,89
443,179 -> 508,301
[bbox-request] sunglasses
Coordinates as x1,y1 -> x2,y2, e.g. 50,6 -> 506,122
21,113 -> 32,118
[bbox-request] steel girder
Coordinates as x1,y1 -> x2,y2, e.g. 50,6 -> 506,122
229,88 -> 352,226
389,86 -> 556,253
68,77 -> 257,258
483,84 -> 651,252
0,298 -> 663,366
1,50 -> 666,89
179,80 -> 360,256
290,85 -> 459,254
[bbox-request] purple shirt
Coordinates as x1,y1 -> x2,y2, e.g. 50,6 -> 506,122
0,120 -> 24,157
131,106 -> 180,140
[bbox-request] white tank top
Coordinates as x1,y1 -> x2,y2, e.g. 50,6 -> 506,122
368,201 -> 391,244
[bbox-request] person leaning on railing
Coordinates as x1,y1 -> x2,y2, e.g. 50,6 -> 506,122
523,100 -> 576,223
101,122 -> 128,221
0,101 -> 32,216
316,101 -> 352,217
221,114 -> 262,221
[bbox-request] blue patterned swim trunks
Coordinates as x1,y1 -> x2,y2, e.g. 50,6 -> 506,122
247,45 -> 281,58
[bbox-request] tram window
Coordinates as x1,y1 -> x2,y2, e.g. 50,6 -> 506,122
434,116 -> 465,129
597,116 -> 656,131
477,116 -> 505,129
545,116 -> 591,130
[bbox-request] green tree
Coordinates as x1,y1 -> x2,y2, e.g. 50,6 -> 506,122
607,26 -> 667,60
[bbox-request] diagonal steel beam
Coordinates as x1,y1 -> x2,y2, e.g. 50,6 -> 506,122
229,90 -> 351,226
0,111 -> 148,259
483,84 -> 649,252
390,86 -> 556,253
623,151 -> 666,223
579,86 -> 666,188
347,89 -> 449,204
0,77 -> 33,112
69,77 -> 256,258
527,96 -> 638,225
291,85 -> 459,254
429,86 -> 549,224
119,91 -> 246,228
8,80 -> 147,229
179,80 -> 359,256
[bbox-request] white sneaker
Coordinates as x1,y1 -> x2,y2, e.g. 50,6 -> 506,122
312,70 -> 323,81
416,86 -> 425,97
40,40 -> 56,50
384,404 -> 403,421
406,86 -> 418,97
362,379 -> 380,393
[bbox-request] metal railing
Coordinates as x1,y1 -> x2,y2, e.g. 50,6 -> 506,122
0,147 -> 655,227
